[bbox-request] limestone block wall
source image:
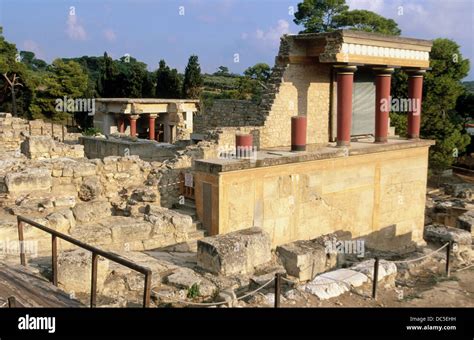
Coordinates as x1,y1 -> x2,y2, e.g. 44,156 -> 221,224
259,63 -> 332,148
194,100 -> 261,134
80,136 -> 177,162
204,126 -> 262,149
198,146 -> 430,251
21,136 -> 84,159
0,114 -> 78,152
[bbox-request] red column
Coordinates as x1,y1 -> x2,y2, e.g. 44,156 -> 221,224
129,115 -> 138,138
235,133 -> 253,158
291,116 -> 307,151
374,68 -> 394,143
118,116 -> 125,133
407,70 -> 425,139
335,65 -> 357,147
148,114 -> 156,140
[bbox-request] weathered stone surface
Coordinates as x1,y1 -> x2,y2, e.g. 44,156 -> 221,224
443,183 -> 473,199
20,136 -> 55,159
197,227 -> 271,275
58,249 -> 109,293
145,205 -> 193,233
302,269 -> 368,300
456,210 -> 474,236
5,168 -> 52,194
78,176 -> 102,201
109,217 -> 152,244
131,187 -> 157,202
165,267 -> 216,297
277,240 -> 327,281
45,211 -> 73,234
54,196 -> 76,208
73,162 -> 96,178
424,224 -> 472,245
72,200 -> 112,223
351,259 -> 397,281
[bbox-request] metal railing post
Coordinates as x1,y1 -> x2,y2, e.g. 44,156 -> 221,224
91,253 -> 98,308
52,235 -> 58,286
372,257 -> 379,299
274,273 -> 281,308
446,242 -> 452,277
17,218 -> 25,266
8,297 -> 16,308
143,271 -> 152,308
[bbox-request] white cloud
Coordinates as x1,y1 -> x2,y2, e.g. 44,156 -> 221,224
253,19 -> 291,46
66,13 -> 87,41
346,0 -> 386,13
103,29 -> 117,42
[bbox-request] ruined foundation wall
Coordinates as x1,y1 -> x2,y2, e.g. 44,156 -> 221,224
0,114 -> 76,152
197,146 -> 429,250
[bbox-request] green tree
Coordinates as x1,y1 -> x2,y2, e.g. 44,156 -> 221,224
244,63 -> 271,83
20,51 -> 47,72
29,59 -> 89,122
155,59 -> 181,98
333,9 -> 401,35
0,27 -> 29,116
294,0 -> 401,35
97,52 -> 118,97
182,55 -> 203,99
213,66 -> 230,77
294,0 -> 348,33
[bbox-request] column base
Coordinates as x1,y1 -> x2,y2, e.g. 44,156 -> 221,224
374,137 -> 387,143
336,140 -> 350,147
408,134 -> 420,139
291,145 -> 306,152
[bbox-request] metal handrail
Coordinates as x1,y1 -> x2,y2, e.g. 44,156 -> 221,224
17,215 -> 152,308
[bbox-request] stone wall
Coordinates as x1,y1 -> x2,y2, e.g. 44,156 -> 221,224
21,136 -> 84,159
80,135 -> 178,162
259,63 -> 332,147
194,100 -> 261,133
195,145 -> 430,251
0,113 -> 78,152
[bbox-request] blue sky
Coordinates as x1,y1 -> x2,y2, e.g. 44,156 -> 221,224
1,0 -> 473,79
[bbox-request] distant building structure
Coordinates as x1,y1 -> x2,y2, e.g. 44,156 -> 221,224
94,98 -> 199,143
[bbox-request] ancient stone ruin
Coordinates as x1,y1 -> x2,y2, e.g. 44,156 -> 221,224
0,30 -> 472,310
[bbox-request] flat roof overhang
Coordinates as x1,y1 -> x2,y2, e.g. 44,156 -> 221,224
95,98 -> 200,114
280,30 -> 433,69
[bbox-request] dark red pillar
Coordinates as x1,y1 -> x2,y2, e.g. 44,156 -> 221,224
291,116 -> 307,151
407,70 -> 425,139
374,68 -> 394,143
335,65 -> 357,147
118,116 -> 125,133
129,115 -> 138,138
235,133 -> 253,159
148,114 -> 156,140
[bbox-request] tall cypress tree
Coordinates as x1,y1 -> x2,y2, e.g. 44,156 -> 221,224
155,59 -> 181,98
182,55 -> 203,99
